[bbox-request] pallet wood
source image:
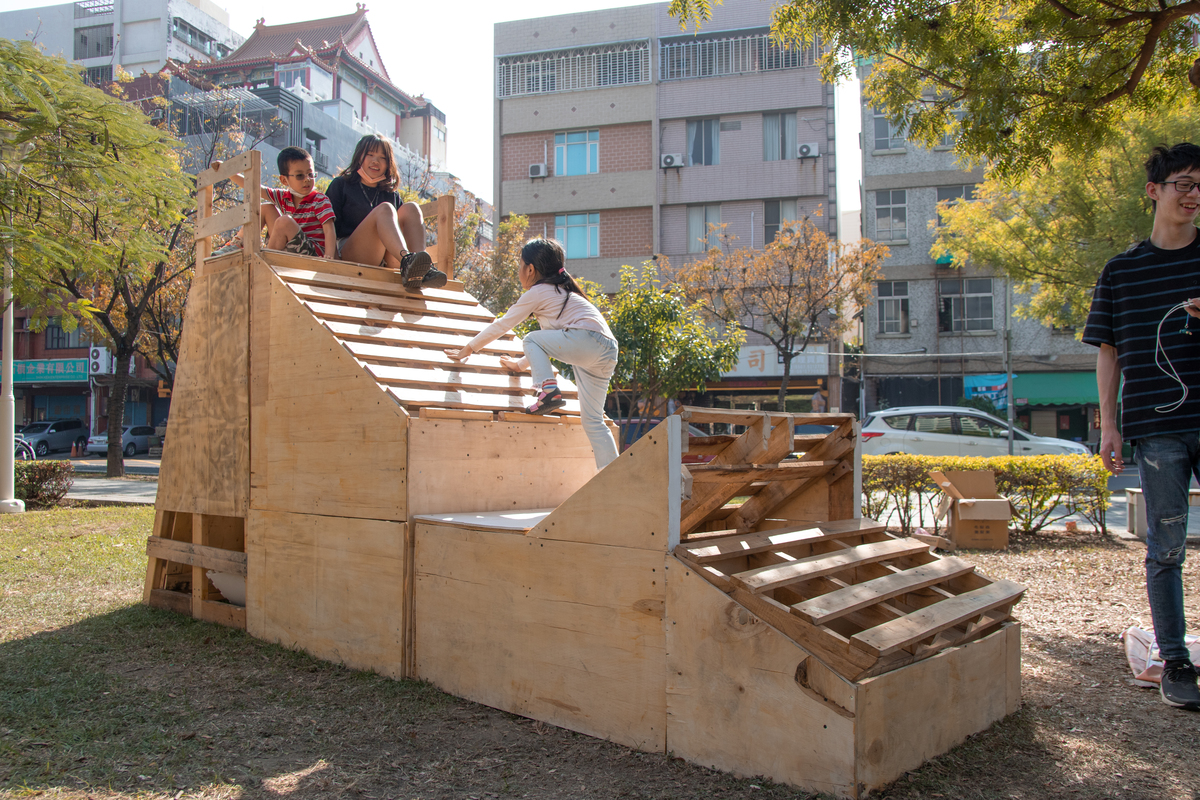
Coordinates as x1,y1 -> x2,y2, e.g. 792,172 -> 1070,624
146,536 -> 247,575
272,262 -> 470,304
286,281 -> 494,321
323,319 -> 525,355
386,385 -> 581,414
302,299 -> 498,336
790,557 -> 977,626
731,539 -> 933,594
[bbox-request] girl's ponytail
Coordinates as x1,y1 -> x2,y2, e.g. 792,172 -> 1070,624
521,237 -> 588,316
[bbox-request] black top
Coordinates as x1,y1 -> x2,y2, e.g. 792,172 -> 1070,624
1082,233 -> 1200,440
326,175 -> 403,241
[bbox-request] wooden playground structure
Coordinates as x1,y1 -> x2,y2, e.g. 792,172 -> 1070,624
143,151 -> 1025,798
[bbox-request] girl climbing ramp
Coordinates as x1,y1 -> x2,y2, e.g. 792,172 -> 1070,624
444,238 -> 620,470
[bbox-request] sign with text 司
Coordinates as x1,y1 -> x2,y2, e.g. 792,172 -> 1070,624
726,345 -> 829,378
14,358 -> 88,383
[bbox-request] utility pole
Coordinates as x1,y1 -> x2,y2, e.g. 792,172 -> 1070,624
0,133 -> 32,513
1005,278 -> 1015,455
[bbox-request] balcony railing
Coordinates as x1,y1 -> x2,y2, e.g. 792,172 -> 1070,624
659,33 -> 819,81
74,0 -> 113,19
497,41 -> 651,98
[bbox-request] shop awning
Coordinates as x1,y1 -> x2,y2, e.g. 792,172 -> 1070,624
1013,371 -> 1098,407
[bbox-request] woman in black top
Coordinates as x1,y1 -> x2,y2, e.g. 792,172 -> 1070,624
325,135 -> 446,290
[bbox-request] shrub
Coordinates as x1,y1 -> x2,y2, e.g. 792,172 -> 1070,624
862,454 -> 1111,535
15,460 -> 74,508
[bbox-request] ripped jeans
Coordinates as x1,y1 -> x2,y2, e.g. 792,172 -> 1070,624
1134,432 -> 1200,663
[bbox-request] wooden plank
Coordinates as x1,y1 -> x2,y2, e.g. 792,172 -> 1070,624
678,520 -> 888,564
196,599 -> 246,630
243,151 -> 262,257
724,434 -> 857,531
301,300 -> 497,335
418,408 -> 494,421
497,411 -> 584,424
414,523 -> 667,752
146,536 -> 247,575
790,557 -> 978,626
148,588 -> 192,615
269,262 -> 471,305
196,186 -> 212,262
323,319 -> 525,356
365,363 -> 577,397
687,460 -> 838,483
387,385 -> 581,414
664,560 -> 858,798
285,281 -> 495,321
850,580 -> 1025,657
731,539 -> 933,594
195,201 -> 251,241
196,150 -> 254,189
344,339 -> 510,370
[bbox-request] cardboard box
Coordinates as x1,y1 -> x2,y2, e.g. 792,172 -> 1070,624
929,470 -> 1011,550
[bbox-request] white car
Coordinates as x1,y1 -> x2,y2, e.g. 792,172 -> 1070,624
87,425 -> 156,457
860,406 -> 1092,457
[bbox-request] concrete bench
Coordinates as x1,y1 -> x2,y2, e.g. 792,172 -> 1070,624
1124,488 -> 1200,541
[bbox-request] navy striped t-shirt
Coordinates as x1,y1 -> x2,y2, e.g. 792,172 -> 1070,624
1082,234 -> 1200,441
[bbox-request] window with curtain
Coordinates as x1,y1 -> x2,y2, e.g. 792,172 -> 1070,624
762,112 -> 797,161
554,130 -> 599,176
875,190 -> 907,241
687,204 -> 721,253
687,119 -> 719,165
938,278 -> 994,332
872,109 -> 905,150
876,281 -> 909,334
763,199 -> 797,244
554,213 -> 599,259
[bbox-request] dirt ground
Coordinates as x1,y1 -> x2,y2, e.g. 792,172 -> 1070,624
3,517 -> 1200,800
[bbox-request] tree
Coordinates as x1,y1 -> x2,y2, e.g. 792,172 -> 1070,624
456,213 -> 529,316
2,40 -> 193,476
672,215 -> 887,410
594,263 -> 743,447
932,96 -> 1198,329
669,0 -> 1200,178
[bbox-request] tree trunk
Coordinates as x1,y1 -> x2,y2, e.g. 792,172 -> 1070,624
105,350 -> 132,478
777,351 -> 793,411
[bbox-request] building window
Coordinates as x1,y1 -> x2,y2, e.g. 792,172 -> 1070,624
687,119 -> 720,166
877,281 -> 910,334
762,112 -> 796,162
687,204 -> 721,253
74,24 -> 113,59
935,184 -> 976,225
763,199 -> 796,244
938,278 -> 994,332
497,41 -> 650,98
45,321 -> 86,350
84,65 -> 113,86
872,109 -> 905,151
875,190 -> 907,241
276,69 -> 306,89
659,32 -> 818,81
554,130 -> 599,176
555,213 -> 599,259
940,106 -> 966,147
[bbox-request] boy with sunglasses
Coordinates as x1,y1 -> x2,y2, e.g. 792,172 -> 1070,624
1084,142 -> 1200,711
210,147 -> 336,258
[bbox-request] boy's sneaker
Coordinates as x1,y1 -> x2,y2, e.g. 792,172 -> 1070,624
211,238 -> 243,257
1160,660 -> 1200,710
421,267 -> 448,289
401,251 -> 433,291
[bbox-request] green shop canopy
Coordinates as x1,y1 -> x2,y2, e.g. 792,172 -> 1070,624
1012,371 -> 1098,407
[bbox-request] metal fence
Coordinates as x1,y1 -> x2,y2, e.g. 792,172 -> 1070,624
659,33 -> 819,81
497,41 -> 651,98
74,0 -> 113,19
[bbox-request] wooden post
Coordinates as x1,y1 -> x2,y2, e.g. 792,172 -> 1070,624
243,151 -> 261,257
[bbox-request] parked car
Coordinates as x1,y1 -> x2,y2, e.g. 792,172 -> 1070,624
20,419 -> 87,457
860,406 -> 1091,457
87,425 -> 156,457
613,418 -> 714,464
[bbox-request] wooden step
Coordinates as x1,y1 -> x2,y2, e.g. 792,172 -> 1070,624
387,385 -> 581,414
366,363 -> 578,397
849,579 -> 1026,657
789,556 -> 977,625
323,319 -> 525,356
303,300 -> 497,335
730,538 -> 933,594
285,281 -> 495,321
273,264 -> 477,306
686,460 -> 839,483
678,519 -> 889,564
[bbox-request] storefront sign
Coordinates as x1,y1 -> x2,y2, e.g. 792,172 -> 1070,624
964,373 -> 1010,411
14,358 -> 88,383
726,345 -> 829,378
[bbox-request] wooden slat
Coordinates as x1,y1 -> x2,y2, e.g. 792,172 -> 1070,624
344,340 -> 510,370
418,408 -> 495,421
850,580 -> 1026,657
148,588 -> 193,615
285,281 -> 495,321
387,385 -> 581,414
196,598 -> 246,630
731,538 -> 932,594
678,519 -> 889,564
303,300 -> 497,335
146,536 -> 248,576
195,204 -> 251,241
680,408 -> 855,428
497,411 -> 584,424
687,460 -> 838,483
196,150 -> 254,189
271,264 -> 474,305
723,434 -> 857,532
323,319 -> 525,356
366,363 -> 577,397
790,557 -> 978,626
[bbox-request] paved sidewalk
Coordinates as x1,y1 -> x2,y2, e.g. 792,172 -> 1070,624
66,477 -> 158,505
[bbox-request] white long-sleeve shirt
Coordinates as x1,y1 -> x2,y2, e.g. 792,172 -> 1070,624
467,284 -> 615,354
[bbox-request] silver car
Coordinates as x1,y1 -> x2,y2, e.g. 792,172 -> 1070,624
861,406 -> 1091,457
20,419 -> 87,457
87,425 -> 156,457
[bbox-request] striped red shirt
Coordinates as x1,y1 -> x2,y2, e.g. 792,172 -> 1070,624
265,188 -> 335,257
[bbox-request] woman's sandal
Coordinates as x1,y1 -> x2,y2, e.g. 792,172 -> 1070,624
526,386 -> 566,415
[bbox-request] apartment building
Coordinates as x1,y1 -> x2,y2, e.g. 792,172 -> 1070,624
1,0 -> 244,84
858,84 -> 1100,444
495,0 -> 841,411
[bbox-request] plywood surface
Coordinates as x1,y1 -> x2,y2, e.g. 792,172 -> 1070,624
413,523 -> 667,752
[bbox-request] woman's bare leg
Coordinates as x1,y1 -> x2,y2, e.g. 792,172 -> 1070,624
397,202 -> 425,253
339,202 -> 409,266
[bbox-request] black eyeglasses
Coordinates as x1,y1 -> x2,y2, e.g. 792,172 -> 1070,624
288,171 -> 317,180
1160,179 -> 1200,193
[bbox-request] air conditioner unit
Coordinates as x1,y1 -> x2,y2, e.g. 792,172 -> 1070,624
529,163 -> 548,179
660,153 -> 685,169
89,346 -> 113,376
797,142 -> 820,159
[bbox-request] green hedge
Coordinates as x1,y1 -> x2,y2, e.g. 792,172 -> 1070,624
15,460 -> 74,508
862,454 -> 1111,536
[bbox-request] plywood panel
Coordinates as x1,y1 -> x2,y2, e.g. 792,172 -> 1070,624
528,417 -> 678,551
157,252 -> 249,516
854,623 -> 1021,793
406,418 -> 596,515
413,523 -> 667,751
246,509 -> 407,678
665,560 -> 857,798
252,271 -> 409,520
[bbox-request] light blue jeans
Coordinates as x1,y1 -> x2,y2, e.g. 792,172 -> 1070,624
1134,432 -> 1199,663
523,328 -> 619,470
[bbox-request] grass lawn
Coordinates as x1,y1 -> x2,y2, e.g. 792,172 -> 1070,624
1,507 -> 1198,799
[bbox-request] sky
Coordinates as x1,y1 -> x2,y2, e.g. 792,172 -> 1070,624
0,0 -> 862,212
